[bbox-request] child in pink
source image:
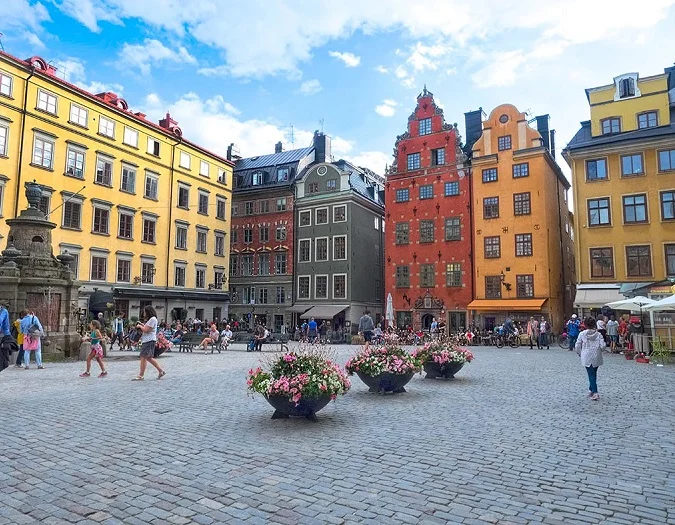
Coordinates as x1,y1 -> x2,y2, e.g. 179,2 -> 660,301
80,320 -> 108,378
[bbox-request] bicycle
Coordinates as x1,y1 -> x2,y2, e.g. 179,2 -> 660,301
557,333 -> 569,349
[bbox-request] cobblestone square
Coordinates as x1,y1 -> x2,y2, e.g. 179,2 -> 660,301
1,346 -> 674,524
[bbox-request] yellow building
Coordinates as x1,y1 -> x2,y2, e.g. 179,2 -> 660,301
0,52 -> 233,323
564,65 -> 675,314
467,104 -> 575,332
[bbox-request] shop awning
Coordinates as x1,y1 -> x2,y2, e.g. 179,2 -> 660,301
300,304 -> 349,319
287,304 -> 313,313
574,287 -> 623,308
467,299 -> 546,311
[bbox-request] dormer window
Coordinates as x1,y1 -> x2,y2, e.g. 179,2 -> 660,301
277,167 -> 289,182
614,73 -> 640,101
419,118 -> 432,136
252,171 -> 263,185
619,77 -> 635,98
601,117 -> 621,135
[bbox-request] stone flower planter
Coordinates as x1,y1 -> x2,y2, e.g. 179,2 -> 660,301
265,394 -> 332,422
356,371 -> 414,394
423,361 -> 465,379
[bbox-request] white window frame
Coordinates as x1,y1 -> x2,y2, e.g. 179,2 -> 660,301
123,126 -> 139,148
298,275 -> 311,299
374,217 -> 380,230
332,235 -> 347,261
91,203 -> 111,235
60,247 -> 80,279
196,229 -> 208,253
177,184 -> 190,209
116,256 -> 132,283
32,133 -> 55,169
333,273 -> 347,300
118,211 -> 134,240
179,151 -> 191,169
216,197 -> 226,220
90,254 -> 108,282
174,264 -> 187,287
65,145 -> 86,179
120,163 -> 137,193
333,205 -> 346,223
69,103 -> 88,127
299,210 -> 311,227
147,137 -> 160,156
95,154 -> 113,186
141,259 -> 155,284
314,274 -> 329,300
0,180 -> 5,218
315,236 -> 329,262
195,267 -> 206,289
144,172 -> 159,200
61,195 -> 84,230
215,232 -> 225,256
37,89 -> 57,114
0,123 -> 9,157
315,207 -> 329,225
198,191 -> 209,215
99,116 -> 115,138
175,224 -> 188,249
252,171 -> 263,185
299,239 -> 311,263
218,168 -> 227,184
0,71 -> 13,98
142,216 -> 156,244
200,160 -> 209,177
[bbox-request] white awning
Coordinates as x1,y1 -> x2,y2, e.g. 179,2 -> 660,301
574,287 -> 624,308
300,305 -> 349,319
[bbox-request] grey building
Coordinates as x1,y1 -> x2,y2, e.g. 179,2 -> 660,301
292,133 -> 385,336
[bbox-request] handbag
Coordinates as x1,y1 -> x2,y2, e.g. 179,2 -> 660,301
23,335 -> 40,351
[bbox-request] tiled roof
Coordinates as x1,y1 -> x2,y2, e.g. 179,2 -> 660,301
334,160 -> 385,207
235,146 -> 314,171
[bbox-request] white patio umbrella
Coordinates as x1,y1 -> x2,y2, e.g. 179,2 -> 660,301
385,293 -> 394,328
644,294 -> 675,311
605,296 -> 656,334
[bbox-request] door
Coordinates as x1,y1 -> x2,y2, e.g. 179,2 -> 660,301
484,316 -> 496,331
212,307 -> 222,323
195,308 -> 205,321
421,313 -> 434,330
449,311 -> 465,332
274,315 -> 284,333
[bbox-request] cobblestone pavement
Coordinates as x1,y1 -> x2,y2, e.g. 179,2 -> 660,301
1,345 -> 673,525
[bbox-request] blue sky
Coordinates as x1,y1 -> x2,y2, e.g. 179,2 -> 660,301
3,0 -> 675,174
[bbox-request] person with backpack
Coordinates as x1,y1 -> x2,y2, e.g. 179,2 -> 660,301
12,310 -> 27,367
20,311 -> 45,369
566,314 -> 581,351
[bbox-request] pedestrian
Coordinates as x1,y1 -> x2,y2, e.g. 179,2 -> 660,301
80,320 -> 108,378
111,313 -> 125,350
575,317 -> 605,401
13,309 -> 27,368
606,315 -> 619,353
538,317 -> 550,349
597,315 -> 607,344
565,314 -> 581,351
358,310 -> 375,350
527,316 -> 540,349
21,311 -> 45,369
0,303 -> 13,372
307,317 -> 318,344
132,305 -> 166,381
253,323 -> 266,352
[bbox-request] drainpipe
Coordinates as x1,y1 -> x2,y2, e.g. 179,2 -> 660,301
166,138 -> 181,313
14,65 -> 36,217
555,175 -> 567,332
466,163 -> 475,327
291,182 -> 298,329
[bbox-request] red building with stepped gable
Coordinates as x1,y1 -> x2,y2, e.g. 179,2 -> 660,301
384,87 -> 473,332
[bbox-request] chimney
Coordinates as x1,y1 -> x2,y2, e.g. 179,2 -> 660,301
227,143 -> 241,162
275,141 -> 283,154
463,109 -> 483,157
550,129 -> 556,159
313,131 -> 331,163
134,112 -> 146,119
535,114 -> 550,152
159,112 -> 179,131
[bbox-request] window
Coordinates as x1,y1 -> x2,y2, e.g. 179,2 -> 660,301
512,163 -> 529,178
588,198 -> 611,226
665,244 -> 675,276
658,149 -> 675,172
299,239 -> 311,262
446,263 -> 461,287
275,253 -> 287,275
299,210 -> 311,226
395,189 -> 409,202
638,112 -> 658,129
65,147 -> 85,178
218,169 -> 227,184
626,245 -> 652,276
69,104 -> 88,127
231,230 -> 238,243
258,254 -> 270,276
327,179 -> 337,191
298,276 -> 310,299
407,153 -> 421,170
32,136 -> 54,169
0,124 -> 7,156
419,185 -> 433,200
419,118 -> 432,136
277,168 -> 289,182
333,205 -> 346,222
316,238 -> 328,261
147,137 -> 160,156
91,256 -> 107,281
198,192 -> 209,215
482,168 -> 498,183
37,90 -> 57,114
420,263 -> 435,287
179,151 -> 191,169
619,77 -> 635,98
586,159 -> 608,181
95,156 -> 113,186
92,207 -> 109,234
514,192 -> 531,216
661,191 -> 675,220
276,226 -> 287,241
141,262 -> 155,284
395,222 -> 409,245
395,265 -> 410,288
63,252 -> 79,278
244,229 -> 253,243
117,259 -> 131,283
431,148 -> 445,166
444,181 -> 459,196
178,186 -> 189,208
256,225 -> 268,243
623,194 -> 648,223
216,198 -> 226,220
242,287 -> 255,304
195,268 -> 206,289
483,197 -> 499,219
374,217 -> 379,230
516,275 -> 534,298
316,208 -> 328,224
142,218 -> 156,243
621,154 -> 643,176
62,201 -> 82,229
196,230 -> 207,253
175,225 -> 188,249
601,118 -> 621,135
333,236 -> 346,260
0,72 -> 13,97
241,255 -> 254,276
215,233 -> 225,256
420,220 -> 434,243
174,266 -> 186,287
315,276 -> 328,299
244,202 -> 254,216
38,194 -> 50,217
200,160 -> 209,177
123,127 -> 138,147
497,135 -> 511,151
258,288 -> 269,304
214,270 -> 224,290
144,173 -> 158,200
333,275 -> 346,299
485,276 -> 501,299
484,236 -> 501,259
99,116 -> 114,138
515,233 -> 533,257
590,247 -> 614,278
120,165 -> 136,193
118,213 -> 133,239
276,198 -> 287,211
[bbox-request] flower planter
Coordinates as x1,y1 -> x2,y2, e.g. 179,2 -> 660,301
265,394 -> 332,422
423,360 -> 464,379
635,357 -> 650,364
356,371 -> 414,394
625,354 -> 635,360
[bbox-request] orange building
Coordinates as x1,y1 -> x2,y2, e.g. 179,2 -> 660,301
467,104 -> 575,332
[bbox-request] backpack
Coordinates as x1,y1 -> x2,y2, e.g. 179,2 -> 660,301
28,316 -> 43,337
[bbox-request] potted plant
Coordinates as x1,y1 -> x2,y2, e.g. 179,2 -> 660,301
624,348 -> 636,360
345,335 -> 421,393
412,341 -> 474,379
635,352 -> 650,364
247,349 -> 350,421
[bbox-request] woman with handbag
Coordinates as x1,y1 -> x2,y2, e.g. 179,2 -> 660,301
132,305 -> 166,381
20,311 -> 45,369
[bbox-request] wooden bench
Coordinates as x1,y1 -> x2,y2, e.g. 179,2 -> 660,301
177,333 -> 203,353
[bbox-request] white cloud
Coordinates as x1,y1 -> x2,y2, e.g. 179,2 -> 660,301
406,41 -> 453,72
375,99 -> 397,117
2,0 -> 50,47
119,39 -> 196,75
347,151 -> 391,174
471,50 -> 526,88
375,65 -> 389,74
298,79 -> 322,96
53,56 -> 125,95
329,51 -> 361,67
58,0 -> 121,33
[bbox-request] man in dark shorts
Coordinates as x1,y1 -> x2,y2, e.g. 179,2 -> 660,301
359,310 -> 375,350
